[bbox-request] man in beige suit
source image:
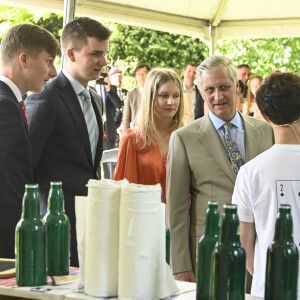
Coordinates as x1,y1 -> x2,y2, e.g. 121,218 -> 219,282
166,55 -> 274,282
122,64 -> 150,129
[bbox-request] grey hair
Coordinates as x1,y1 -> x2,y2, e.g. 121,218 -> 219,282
196,55 -> 238,89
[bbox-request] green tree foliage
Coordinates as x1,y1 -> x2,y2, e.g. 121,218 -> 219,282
107,23 -> 209,89
108,23 -> 208,71
216,38 -> 300,77
0,6 -> 63,40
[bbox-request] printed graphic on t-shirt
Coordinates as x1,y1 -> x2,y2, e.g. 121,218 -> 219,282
275,180 -> 300,254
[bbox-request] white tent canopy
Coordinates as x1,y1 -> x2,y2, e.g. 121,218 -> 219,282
2,0 -> 300,52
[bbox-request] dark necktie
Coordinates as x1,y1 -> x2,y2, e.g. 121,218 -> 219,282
224,123 -> 244,175
20,100 -> 29,129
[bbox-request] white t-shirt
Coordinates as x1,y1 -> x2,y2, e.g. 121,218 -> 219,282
232,144 -> 300,298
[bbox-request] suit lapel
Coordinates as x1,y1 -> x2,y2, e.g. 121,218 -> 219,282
54,72 -> 93,166
198,114 -> 236,183
243,115 -> 261,162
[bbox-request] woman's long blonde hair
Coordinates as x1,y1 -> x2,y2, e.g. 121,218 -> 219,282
136,68 -> 184,151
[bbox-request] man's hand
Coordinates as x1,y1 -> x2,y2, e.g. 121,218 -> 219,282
174,271 -> 196,282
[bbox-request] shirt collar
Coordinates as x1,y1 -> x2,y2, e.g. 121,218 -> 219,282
62,69 -> 88,95
208,110 -> 244,130
182,83 -> 195,92
0,75 -> 23,102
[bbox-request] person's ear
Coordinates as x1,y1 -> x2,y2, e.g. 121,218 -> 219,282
18,53 -> 27,69
66,48 -> 75,62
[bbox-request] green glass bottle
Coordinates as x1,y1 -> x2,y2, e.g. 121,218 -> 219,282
196,201 -> 220,300
211,203 -> 246,300
43,181 -> 70,275
265,204 -> 299,300
15,184 -> 47,286
166,226 -> 170,265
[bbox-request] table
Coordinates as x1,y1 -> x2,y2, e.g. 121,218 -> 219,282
0,268 -> 263,299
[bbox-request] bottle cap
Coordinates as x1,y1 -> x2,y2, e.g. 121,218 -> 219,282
223,203 -> 237,210
25,184 -> 39,188
50,181 -> 62,186
279,204 -> 291,210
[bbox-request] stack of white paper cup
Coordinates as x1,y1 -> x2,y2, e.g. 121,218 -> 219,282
118,183 -> 178,300
84,179 -> 128,297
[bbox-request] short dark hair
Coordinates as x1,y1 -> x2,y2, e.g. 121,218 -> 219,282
0,24 -> 60,63
237,64 -> 251,70
61,17 -> 112,53
256,71 -> 300,125
183,63 -> 197,71
133,64 -> 151,77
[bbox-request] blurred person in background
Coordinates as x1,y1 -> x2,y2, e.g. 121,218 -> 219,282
122,64 -> 150,129
237,64 -> 251,98
242,75 -> 263,118
183,62 -> 204,120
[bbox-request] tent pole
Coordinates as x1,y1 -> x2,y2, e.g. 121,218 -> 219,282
63,0 -> 77,26
209,25 -> 216,55
61,0 -> 77,68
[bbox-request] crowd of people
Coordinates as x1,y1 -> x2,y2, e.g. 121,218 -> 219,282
0,16 -> 300,299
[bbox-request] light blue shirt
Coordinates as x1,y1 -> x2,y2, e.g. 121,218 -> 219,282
62,69 -> 99,147
208,110 -> 246,161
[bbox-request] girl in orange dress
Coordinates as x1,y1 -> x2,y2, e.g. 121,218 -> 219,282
114,68 -> 184,202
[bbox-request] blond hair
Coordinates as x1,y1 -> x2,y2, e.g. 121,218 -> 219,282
136,68 -> 184,151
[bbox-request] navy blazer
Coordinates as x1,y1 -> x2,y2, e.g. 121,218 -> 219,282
26,72 -> 104,265
0,81 -> 34,258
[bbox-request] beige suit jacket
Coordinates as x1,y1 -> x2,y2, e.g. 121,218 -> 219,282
166,113 -> 274,274
122,87 -> 141,129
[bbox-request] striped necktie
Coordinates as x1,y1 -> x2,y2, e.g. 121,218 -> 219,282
224,123 -> 244,175
81,89 -> 97,164
20,100 -> 29,129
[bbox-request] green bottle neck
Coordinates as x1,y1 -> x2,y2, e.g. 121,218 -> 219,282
22,185 -> 40,219
274,209 -> 294,243
205,206 -> 220,237
47,183 -> 65,214
220,208 -> 240,244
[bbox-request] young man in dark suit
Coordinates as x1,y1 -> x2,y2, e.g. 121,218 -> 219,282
0,24 -> 59,258
26,17 -> 112,267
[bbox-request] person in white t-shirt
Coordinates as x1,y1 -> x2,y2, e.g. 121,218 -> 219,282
232,70 -> 300,298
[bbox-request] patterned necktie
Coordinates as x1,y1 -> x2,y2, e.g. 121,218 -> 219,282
81,89 -> 97,164
20,100 -> 29,129
224,123 -> 244,175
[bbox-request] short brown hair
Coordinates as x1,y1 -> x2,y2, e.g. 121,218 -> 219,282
61,17 -> 112,53
183,63 -> 197,71
0,24 -> 60,63
256,71 -> 300,125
